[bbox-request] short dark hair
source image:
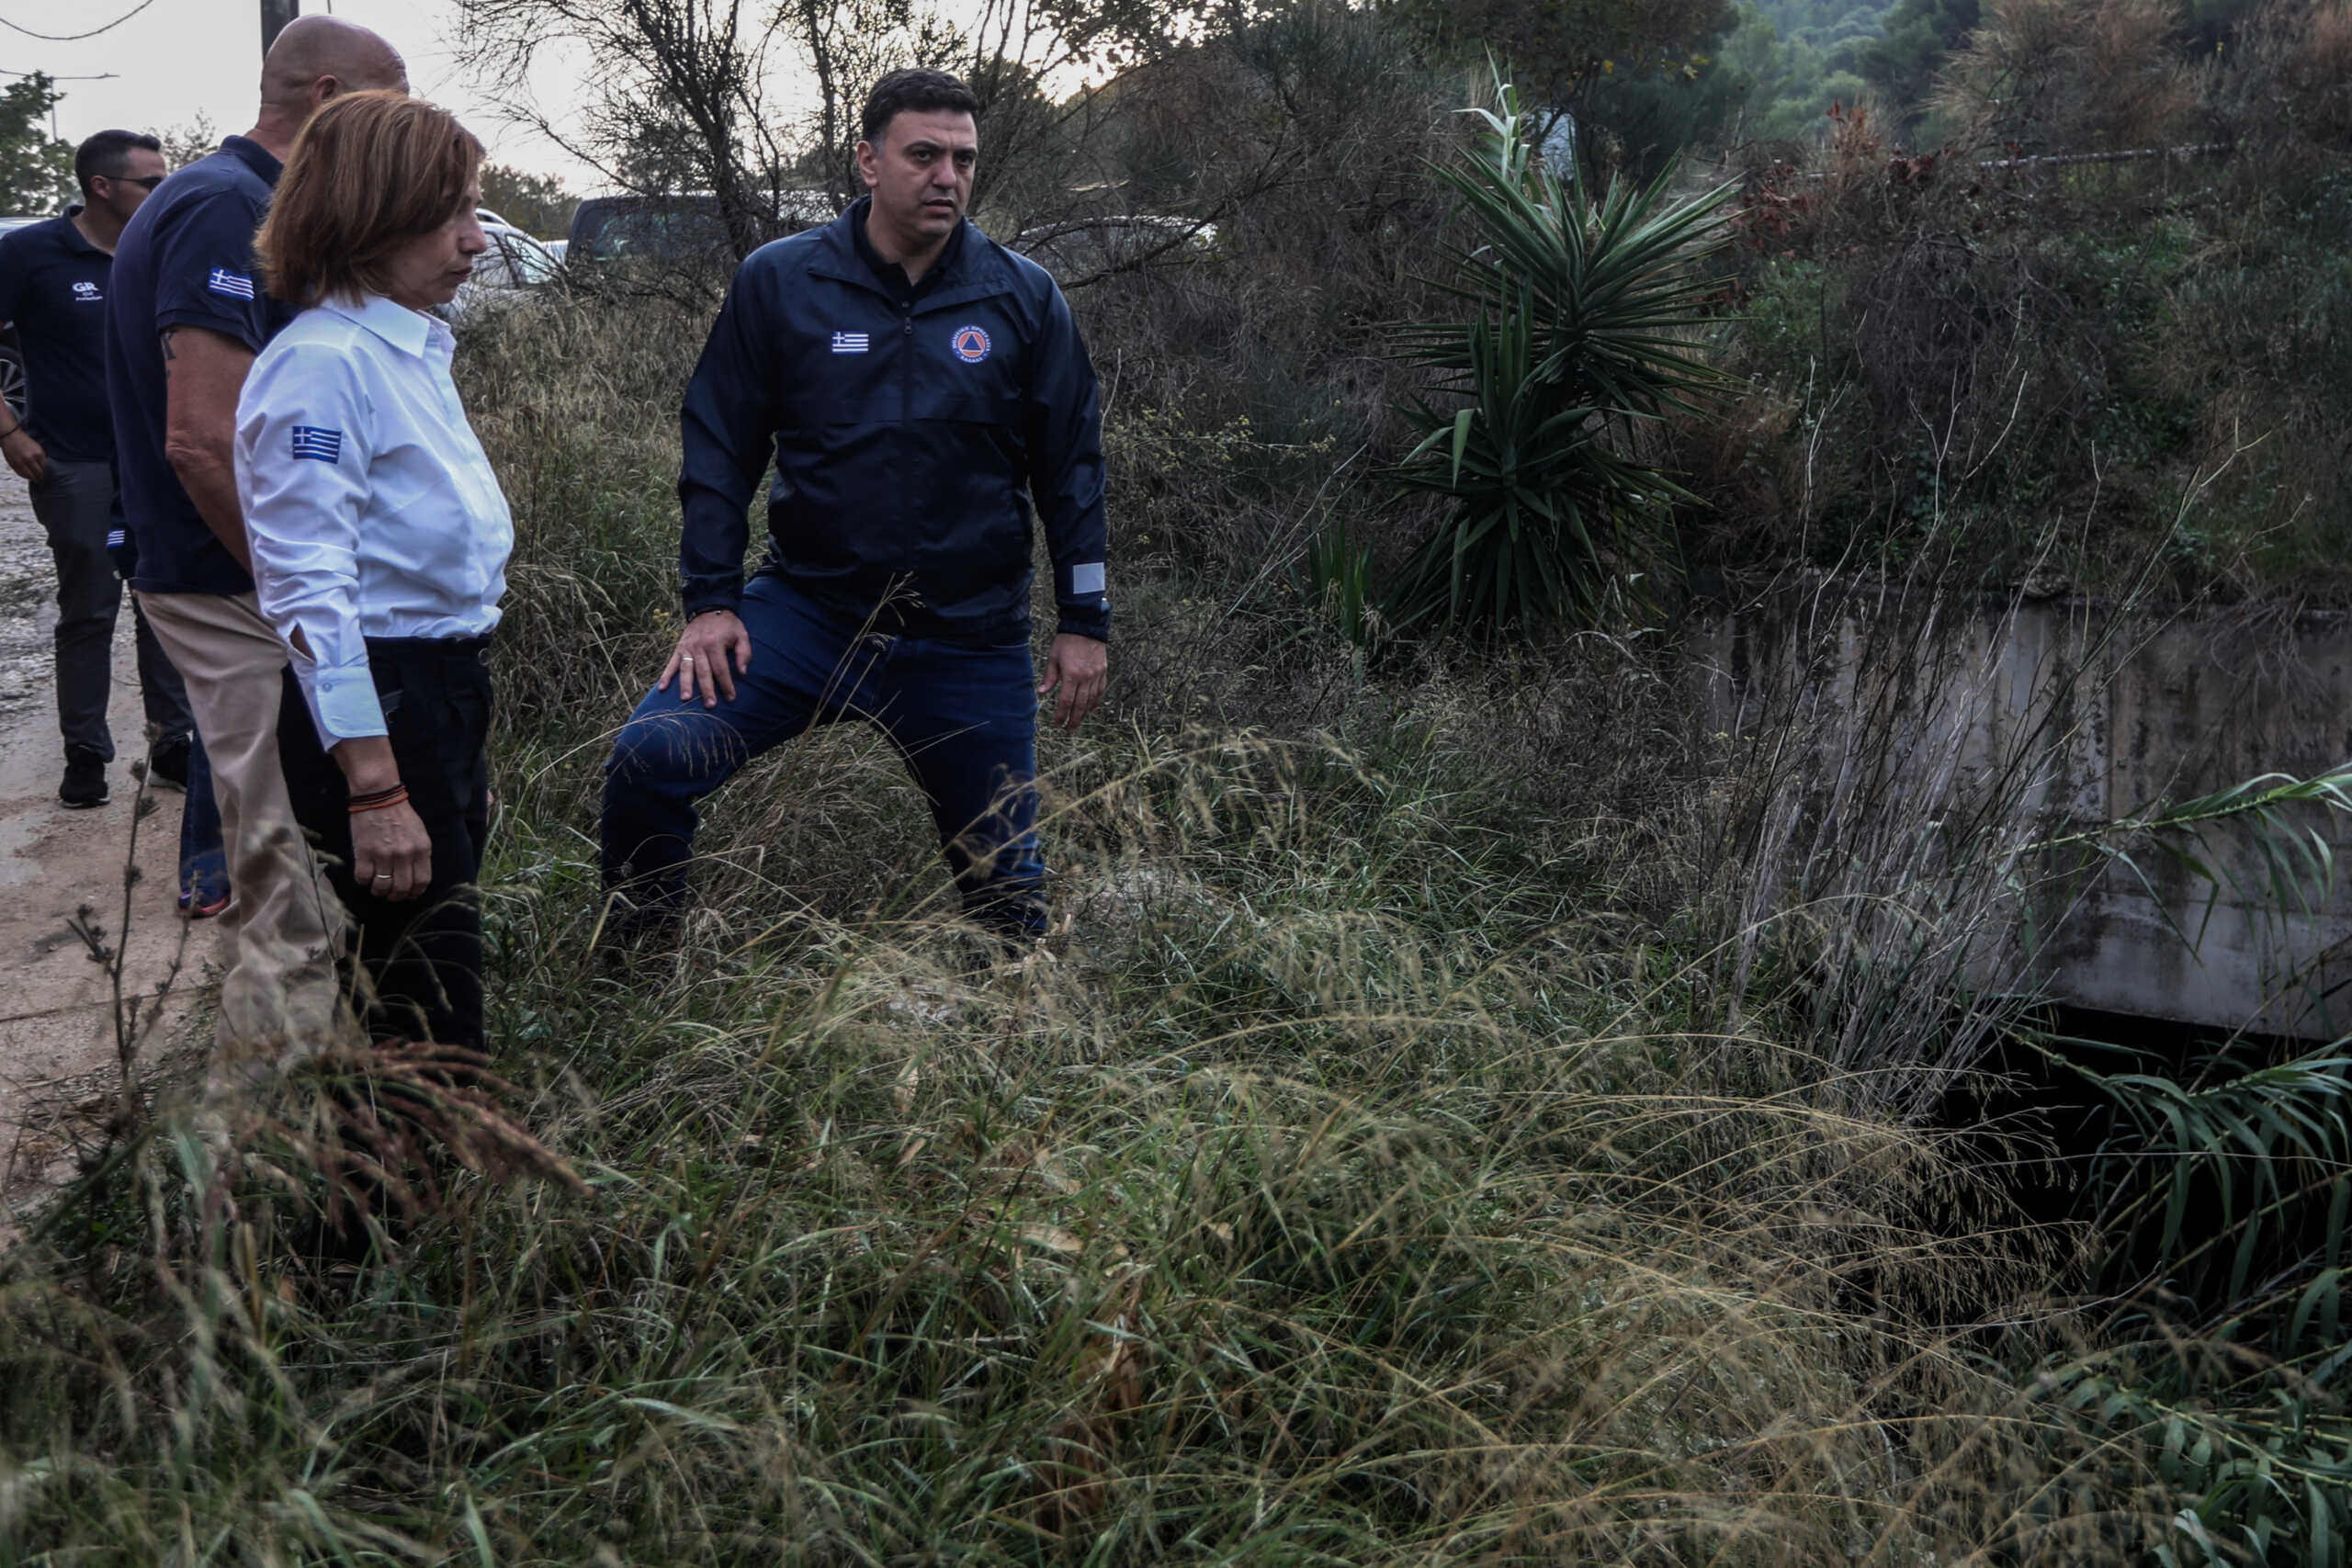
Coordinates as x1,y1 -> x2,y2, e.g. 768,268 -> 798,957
859,68 -> 981,145
75,130 -> 162,197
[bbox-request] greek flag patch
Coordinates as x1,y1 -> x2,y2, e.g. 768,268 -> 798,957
107,528 -> 126,549
831,332 -> 868,354
206,267 -> 255,300
290,425 -> 343,463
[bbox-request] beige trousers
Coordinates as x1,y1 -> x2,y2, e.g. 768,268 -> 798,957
137,590 -> 346,1063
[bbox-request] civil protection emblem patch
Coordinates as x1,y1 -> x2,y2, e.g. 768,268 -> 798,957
951,324 -> 991,364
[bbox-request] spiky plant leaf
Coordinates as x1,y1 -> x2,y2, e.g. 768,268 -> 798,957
1393,66 -> 1735,631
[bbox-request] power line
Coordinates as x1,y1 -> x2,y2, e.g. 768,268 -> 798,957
0,0 -> 164,43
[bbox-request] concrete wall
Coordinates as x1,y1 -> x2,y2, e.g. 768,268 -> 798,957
1695,581 -> 2352,1039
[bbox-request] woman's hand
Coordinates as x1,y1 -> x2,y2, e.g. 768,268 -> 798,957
352,799 -> 433,901
334,735 -> 430,900
660,608 -> 752,706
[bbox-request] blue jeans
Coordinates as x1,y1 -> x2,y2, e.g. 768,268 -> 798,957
601,576 -> 1047,937
63,468 -> 224,908
176,731 -> 230,910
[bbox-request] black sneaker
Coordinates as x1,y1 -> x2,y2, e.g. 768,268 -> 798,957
147,732 -> 191,791
60,751 -> 108,809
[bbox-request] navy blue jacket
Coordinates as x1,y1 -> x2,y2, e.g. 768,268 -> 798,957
678,198 -> 1110,643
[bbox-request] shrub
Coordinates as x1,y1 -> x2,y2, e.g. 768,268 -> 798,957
1392,73 -> 1737,632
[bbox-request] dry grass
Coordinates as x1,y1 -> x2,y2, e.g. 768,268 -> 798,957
0,277 -> 2212,1564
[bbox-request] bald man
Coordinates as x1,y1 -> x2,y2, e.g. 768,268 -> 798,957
107,17 -> 408,1073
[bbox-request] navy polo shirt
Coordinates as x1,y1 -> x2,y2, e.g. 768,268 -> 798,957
0,209 -> 117,463
106,136 -> 295,596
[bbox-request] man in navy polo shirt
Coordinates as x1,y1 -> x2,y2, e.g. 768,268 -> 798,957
600,68 -> 1109,951
0,129 -> 201,809
108,16 -> 407,1064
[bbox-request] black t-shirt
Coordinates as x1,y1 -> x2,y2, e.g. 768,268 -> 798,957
106,136 -> 294,596
850,206 -> 965,307
0,209 -> 117,464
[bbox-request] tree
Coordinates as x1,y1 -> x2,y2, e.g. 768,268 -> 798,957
1856,0 -> 1978,134
1933,0 -> 2199,152
480,164 -> 581,237
456,0 -> 1226,262
0,74 -> 74,216
1404,0 -> 1738,138
458,0 -> 800,261
157,114 -> 220,170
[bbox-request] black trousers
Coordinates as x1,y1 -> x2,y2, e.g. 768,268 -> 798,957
29,457 -> 196,761
283,637 -> 494,1050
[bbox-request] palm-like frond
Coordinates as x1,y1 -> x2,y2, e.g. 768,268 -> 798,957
1393,66 -> 1736,631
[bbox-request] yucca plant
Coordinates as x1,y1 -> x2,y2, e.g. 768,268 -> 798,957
1393,67 -> 1737,632
1299,511 -> 1377,647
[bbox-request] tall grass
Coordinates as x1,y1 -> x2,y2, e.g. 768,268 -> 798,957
0,293 -> 2264,1565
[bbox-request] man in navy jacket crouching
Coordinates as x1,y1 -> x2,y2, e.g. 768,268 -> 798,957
601,67 -> 1110,946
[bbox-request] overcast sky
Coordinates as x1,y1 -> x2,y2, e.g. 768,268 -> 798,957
17,0 -> 600,190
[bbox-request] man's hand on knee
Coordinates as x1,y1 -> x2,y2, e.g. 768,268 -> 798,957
661,608 -> 752,706
1037,633 -> 1107,732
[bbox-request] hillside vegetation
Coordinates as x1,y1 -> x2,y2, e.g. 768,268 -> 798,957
1678,0 -> 2352,604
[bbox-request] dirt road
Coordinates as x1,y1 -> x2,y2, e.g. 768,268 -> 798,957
0,470 -> 208,1209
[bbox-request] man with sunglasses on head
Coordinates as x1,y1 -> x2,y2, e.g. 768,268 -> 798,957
0,129 -> 204,812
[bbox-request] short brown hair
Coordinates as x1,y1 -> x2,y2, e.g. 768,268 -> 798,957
254,92 -> 482,308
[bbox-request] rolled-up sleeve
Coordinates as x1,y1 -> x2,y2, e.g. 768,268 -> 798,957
235,341 -> 382,743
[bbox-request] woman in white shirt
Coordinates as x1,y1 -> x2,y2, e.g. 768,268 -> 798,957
237,92 -> 510,1050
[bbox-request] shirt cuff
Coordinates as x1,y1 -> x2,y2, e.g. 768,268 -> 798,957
1055,610 -> 1110,643
302,660 -> 389,744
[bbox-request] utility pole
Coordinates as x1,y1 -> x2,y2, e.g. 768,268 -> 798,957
262,0 -> 299,54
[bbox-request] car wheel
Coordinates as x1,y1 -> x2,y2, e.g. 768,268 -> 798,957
0,348 -> 22,422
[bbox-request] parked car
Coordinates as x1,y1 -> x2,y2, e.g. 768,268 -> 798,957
440,222 -> 568,325
0,214 -> 40,420
566,191 -> 833,277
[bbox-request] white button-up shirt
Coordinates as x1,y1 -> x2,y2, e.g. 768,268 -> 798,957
235,293 -> 513,744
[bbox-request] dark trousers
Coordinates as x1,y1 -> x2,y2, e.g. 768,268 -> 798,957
283,637 -> 494,1050
177,733 -> 230,909
28,458 -> 195,761
600,575 -> 1047,938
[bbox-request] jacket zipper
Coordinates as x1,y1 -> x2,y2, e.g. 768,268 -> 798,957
899,299 -> 914,552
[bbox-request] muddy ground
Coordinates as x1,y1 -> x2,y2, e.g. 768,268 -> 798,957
0,470 -> 209,1216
